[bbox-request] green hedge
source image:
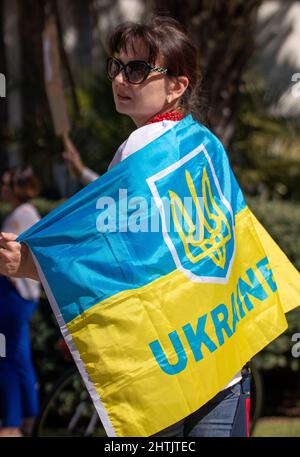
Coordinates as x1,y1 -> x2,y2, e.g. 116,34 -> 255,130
247,197 -> 300,371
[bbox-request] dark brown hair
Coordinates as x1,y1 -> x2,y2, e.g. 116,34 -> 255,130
108,15 -> 202,118
6,166 -> 41,202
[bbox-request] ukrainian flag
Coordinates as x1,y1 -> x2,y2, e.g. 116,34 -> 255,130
18,115 -> 300,436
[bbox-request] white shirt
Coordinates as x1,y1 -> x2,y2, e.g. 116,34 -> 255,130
2,203 -> 41,301
80,120 -> 178,183
108,120 -> 178,170
81,120 -> 242,389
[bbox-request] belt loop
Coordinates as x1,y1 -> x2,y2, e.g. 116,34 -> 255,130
241,364 -> 251,395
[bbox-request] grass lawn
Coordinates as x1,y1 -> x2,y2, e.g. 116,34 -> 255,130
252,417 -> 300,437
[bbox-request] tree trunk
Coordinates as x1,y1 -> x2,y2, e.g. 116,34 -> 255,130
152,0 -> 263,147
18,0 -> 49,127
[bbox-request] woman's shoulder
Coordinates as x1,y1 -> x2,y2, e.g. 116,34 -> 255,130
11,203 -> 40,225
108,120 -> 179,170
124,120 -> 178,154
2,203 -> 40,234
15,202 -> 40,216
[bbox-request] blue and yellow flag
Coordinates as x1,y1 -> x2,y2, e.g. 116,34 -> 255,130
18,115 -> 300,436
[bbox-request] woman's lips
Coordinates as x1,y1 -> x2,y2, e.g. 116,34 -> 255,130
117,94 -> 131,101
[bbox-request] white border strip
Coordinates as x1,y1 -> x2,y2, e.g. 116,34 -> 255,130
146,143 -> 236,284
29,247 -> 116,437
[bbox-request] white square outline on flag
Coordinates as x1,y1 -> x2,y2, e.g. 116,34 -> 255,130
146,143 -> 236,284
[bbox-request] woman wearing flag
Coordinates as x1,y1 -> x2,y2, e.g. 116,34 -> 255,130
0,16 -> 252,437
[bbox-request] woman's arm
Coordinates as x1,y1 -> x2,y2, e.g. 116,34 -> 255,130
62,135 -> 99,185
0,232 -> 39,281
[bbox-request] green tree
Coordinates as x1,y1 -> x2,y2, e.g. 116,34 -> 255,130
151,0 -> 263,146
233,72 -> 300,200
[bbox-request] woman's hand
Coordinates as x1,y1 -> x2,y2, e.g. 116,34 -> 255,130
0,232 -> 39,281
63,135 -> 85,178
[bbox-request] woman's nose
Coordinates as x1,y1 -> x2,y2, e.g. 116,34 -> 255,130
114,69 -> 128,85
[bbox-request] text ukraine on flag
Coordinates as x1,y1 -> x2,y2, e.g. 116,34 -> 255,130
18,115 -> 300,437
149,256 -> 277,375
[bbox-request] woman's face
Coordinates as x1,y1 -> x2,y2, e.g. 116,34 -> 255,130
112,40 -> 176,127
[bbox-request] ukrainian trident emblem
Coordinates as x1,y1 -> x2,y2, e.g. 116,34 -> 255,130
169,167 -> 232,269
147,144 -> 235,283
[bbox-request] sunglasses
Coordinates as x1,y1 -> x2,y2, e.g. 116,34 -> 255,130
106,57 -> 168,85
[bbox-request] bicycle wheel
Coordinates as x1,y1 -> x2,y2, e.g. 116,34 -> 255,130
250,363 -> 264,434
33,364 -> 263,437
33,367 -> 106,437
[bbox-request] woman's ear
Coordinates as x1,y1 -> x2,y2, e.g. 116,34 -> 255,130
167,76 -> 189,103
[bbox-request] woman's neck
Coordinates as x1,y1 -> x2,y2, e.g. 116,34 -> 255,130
133,104 -> 185,128
145,110 -> 184,125
136,108 -> 185,128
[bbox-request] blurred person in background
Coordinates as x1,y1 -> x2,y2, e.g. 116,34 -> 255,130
0,166 -> 41,437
